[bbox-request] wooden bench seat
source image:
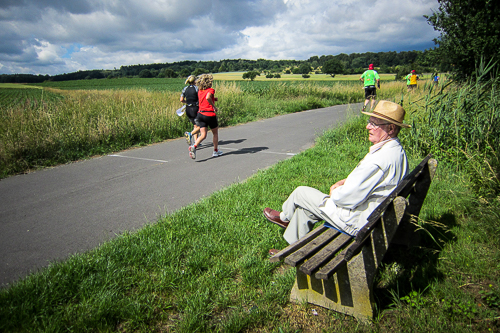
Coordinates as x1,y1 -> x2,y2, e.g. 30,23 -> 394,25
270,154 -> 438,322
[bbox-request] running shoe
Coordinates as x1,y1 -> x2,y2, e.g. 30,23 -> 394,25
189,145 -> 196,159
184,132 -> 192,145
212,150 -> 223,157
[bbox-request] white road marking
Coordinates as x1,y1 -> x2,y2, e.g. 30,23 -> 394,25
108,155 -> 168,163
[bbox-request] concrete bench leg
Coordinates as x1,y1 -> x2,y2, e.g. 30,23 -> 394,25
289,244 -> 377,323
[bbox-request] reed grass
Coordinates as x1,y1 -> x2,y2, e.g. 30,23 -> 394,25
399,63 -> 500,197
0,88 -> 187,177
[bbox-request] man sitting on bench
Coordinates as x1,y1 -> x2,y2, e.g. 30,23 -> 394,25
263,100 -> 411,247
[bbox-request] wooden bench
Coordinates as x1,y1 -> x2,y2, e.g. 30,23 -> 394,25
270,154 -> 438,322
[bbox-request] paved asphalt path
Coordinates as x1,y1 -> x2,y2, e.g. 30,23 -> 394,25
0,103 -> 358,287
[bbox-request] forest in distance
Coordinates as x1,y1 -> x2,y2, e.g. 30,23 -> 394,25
1,49 -> 441,84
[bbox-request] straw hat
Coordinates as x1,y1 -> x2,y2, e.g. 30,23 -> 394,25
185,75 -> 196,85
362,100 -> 411,128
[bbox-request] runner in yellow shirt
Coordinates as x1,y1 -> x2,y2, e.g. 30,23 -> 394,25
408,70 -> 418,92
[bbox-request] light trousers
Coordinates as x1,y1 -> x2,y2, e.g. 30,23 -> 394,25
280,186 -> 337,244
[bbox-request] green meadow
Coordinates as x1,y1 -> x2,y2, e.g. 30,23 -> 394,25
0,77 -> 407,178
1,73 -> 499,332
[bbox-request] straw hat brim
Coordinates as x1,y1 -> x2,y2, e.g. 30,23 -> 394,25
361,111 -> 411,128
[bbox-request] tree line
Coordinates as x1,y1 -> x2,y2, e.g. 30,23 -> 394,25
1,50 -> 440,84
2,0 -> 498,84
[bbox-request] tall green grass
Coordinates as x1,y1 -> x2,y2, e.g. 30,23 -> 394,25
0,80 -> 405,178
400,63 -> 500,196
0,88 -> 186,177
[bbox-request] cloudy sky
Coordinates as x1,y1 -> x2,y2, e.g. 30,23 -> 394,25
0,0 -> 440,76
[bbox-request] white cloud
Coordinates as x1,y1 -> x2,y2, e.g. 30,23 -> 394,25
0,0 -> 439,75
33,39 -> 66,65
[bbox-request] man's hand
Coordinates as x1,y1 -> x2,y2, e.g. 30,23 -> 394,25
330,179 -> 346,195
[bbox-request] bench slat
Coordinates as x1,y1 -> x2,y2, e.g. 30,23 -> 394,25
314,241 -> 359,280
299,233 -> 353,275
345,196 -> 408,262
269,225 -> 328,263
284,229 -> 340,267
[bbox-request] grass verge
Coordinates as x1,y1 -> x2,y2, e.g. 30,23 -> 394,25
1,114 -> 499,332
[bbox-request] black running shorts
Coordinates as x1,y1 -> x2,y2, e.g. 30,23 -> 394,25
364,86 -> 377,99
195,112 -> 218,129
186,105 -> 199,125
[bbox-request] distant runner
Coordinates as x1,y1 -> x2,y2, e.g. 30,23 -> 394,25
433,74 -> 439,84
188,74 -> 222,159
360,64 -> 380,111
408,70 -> 418,92
180,75 -> 200,145
405,72 -> 412,90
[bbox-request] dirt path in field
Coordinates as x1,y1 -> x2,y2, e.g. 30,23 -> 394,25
0,103 -> 359,287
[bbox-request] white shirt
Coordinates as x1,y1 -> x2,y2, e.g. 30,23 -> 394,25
319,138 -> 408,236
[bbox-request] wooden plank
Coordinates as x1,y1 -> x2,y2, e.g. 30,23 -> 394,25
314,240 -> 361,280
285,229 -> 340,267
269,225 -> 328,263
299,233 -> 353,275
344,196 -> 408,262
390,159 -> 438,247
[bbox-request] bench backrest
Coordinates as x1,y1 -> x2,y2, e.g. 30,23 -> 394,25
353,154 -> 437,246
338,154 -> 437,271
270,154 -> 438,281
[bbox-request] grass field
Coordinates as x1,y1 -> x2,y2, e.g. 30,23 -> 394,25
213,71 -> 436,82
1,114 -> 499,332
1,72 -> 500,331
1,77 -> 412,178
0,83 -> 43,89
213,72 -> 399,81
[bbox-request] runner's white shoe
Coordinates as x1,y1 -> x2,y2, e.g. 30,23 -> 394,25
212,150 -> 223,157
189,145 -> 196,159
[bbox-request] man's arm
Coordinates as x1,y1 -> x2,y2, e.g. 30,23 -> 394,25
330,179 -> 346,195
330,163 -> 385,209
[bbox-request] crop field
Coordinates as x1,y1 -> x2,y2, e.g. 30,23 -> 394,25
31,75 -> 358,92
27,72 -> 415,92
32,77 -> 187,92
0,86 -> 65,109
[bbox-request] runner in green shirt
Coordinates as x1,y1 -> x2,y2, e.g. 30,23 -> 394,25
359,64 -> 380,111
405,73 -> 411,89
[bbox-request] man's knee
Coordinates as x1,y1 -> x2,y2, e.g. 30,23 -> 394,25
291,186 -> 312,200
